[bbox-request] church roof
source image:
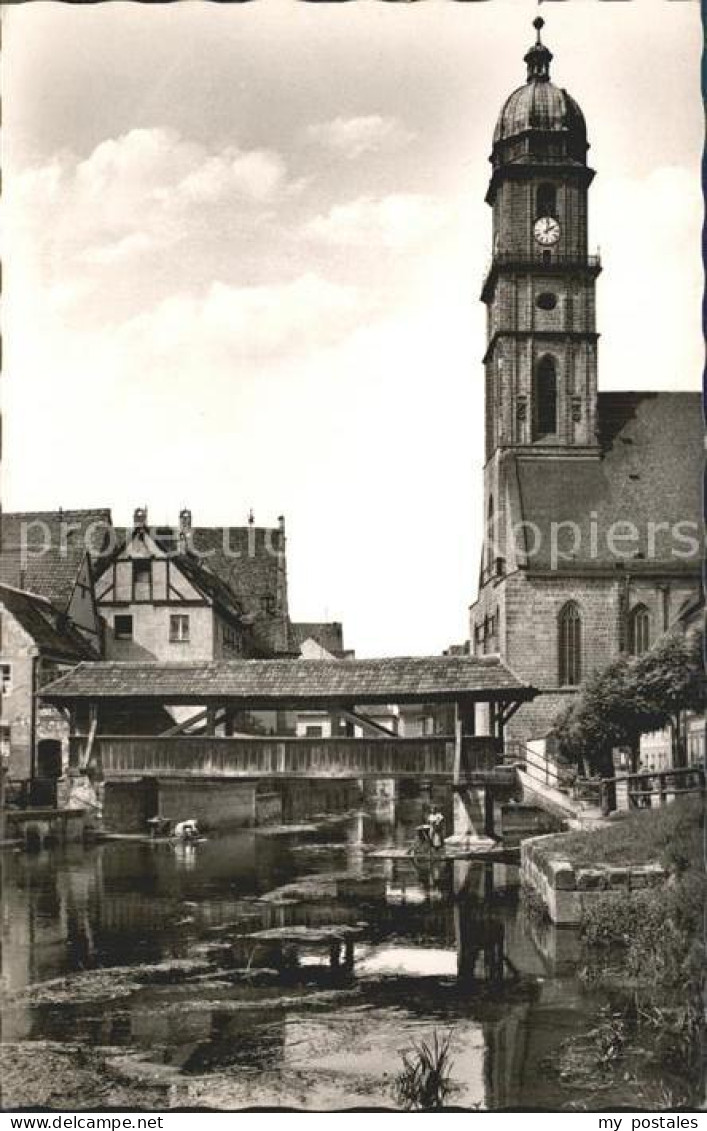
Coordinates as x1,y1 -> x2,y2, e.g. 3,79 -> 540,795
493,19 -> 587,156
512,392 -> 703,572
494,83 -> 586,149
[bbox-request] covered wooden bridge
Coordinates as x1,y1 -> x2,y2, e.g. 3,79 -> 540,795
42,655 -> 537,837
42,655 -> 536,778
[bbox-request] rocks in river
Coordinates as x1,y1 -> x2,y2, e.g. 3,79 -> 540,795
259,870 -> 383,904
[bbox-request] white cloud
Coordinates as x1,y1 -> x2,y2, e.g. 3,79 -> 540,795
171,148 -> 287,205
5,128 -> 290,278
305,115 -> 415,159
116,273 -> 363,365
304,193 -> 448,250
79,231 -> 158,266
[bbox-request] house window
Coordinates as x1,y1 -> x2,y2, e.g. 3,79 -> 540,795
629,605 -> 650,656
170,614 -> 190,643
114,615 -> 133,641
1,664 -> 12,695
305,725 -> 324,738
558,602 -> 582,686
132,559 -> 152,601
534,355 -> 557,438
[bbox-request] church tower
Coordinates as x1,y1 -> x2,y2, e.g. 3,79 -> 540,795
470,19 -> 702,757
482,18 -> 601,462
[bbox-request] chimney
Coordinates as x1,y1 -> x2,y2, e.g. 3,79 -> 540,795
133,506 -> 148,529
278,515 -> 286,534
179,508 -> 192,534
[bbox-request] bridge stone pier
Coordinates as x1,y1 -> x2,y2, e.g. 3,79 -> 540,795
42,656 -> 537,836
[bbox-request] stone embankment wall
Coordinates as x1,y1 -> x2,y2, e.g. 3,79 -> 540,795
521,834 -> 666,926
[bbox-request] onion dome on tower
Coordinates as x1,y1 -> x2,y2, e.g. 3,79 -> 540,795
492,18 -> 588,166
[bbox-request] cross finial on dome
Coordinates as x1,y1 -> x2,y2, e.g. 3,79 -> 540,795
525,16 -> 553,82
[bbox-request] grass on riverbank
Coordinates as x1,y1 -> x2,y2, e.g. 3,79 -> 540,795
569,797 -> 704,992
546,797 -> 704,1107
533,794 -> 702,872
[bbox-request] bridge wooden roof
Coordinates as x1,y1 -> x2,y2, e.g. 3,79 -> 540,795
41,655 -> 537,708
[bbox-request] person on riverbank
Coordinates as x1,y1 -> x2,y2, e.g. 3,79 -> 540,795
415,805 -> 445,850
428,806 -> 445,848
173,818 -> 200,841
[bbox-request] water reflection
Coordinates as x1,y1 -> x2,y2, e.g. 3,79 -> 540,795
1,786 -> 596,1110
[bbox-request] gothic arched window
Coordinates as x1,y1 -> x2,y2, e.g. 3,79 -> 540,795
537,183 -> 557,218
558,602 -> 582,686
628,605 -> 650,656
485,496 -> 495,575
534,355 -> 557,438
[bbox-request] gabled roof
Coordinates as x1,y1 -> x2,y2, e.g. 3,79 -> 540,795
290,621 -> 346,656
0,584 -> 98,662
40,654 -> 537,707
512,392 -> 702,572
164,552 -> 245,627
94,522 -> 289,652
0,509 -> 113,610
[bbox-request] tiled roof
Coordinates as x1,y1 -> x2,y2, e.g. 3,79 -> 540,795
189,526 -> 289,652
513,392 -> 702,571
0,584 -> 98,662
290,621 -> 345,655
41,655 -> 536,705
189,526 -> 285,611
0,509 -> 113,610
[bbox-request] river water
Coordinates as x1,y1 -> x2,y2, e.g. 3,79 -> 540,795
0,792 -> 672,1110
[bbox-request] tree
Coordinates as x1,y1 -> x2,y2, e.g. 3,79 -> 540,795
631,629 -> 704,768
553,628 -> 704,777
554,657 -> 641,778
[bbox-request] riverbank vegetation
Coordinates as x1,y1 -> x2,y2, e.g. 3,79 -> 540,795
545,797 -> 704,1107
534,792 -> 701,870
394,1030 -> 456,1110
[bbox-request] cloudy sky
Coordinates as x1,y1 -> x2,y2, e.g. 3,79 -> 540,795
3,0 -> 702,656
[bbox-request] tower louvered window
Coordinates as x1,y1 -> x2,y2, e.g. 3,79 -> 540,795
558,601 -> 582,686
537,183 -> 557,218
534,355 -> 557,438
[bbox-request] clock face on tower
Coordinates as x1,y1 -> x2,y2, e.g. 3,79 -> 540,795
534,216 -> 561,246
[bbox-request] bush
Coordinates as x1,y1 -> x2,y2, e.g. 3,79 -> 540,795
581,876 -> 703,990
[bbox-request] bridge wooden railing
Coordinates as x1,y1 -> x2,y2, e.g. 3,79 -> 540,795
69,733 -> 493,780
69,733 -> 513,781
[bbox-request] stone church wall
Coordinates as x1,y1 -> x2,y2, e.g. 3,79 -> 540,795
473,571 -> 702,748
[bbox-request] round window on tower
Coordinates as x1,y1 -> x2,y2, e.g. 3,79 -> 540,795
536,292 -> 557,311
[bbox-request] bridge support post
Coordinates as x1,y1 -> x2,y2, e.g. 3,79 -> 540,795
449,699 -> 497,848
452,787 -> 496,843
